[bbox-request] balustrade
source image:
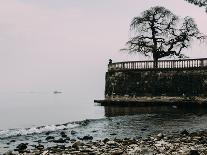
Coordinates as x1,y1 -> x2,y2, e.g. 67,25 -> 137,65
108,58 -> 207,71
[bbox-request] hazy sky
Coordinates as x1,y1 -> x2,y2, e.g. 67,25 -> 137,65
0,0 -> 206,98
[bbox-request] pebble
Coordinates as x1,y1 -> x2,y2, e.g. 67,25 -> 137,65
4,130 -> 207,154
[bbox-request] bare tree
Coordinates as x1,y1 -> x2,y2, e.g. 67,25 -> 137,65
122,6 -> 206,68
185,0 -> 207,12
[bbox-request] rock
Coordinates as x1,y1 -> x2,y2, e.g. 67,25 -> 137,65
81,119 -> 90,126
58,145 -> 66,150
103,138 -> 110,143
45,136 -> 55,141
72,141 -> 82,149
110,133 -> 117,135
70,139 -> 76,142
106,140 -> 119,146
65,137 -> 70,141
45,131 -> 51,135
181,129 -> 189,135
3,151 -> 13,155
200,138 -> 207,144
10,140 -> 15,143
91,130 -> 97,133
71,130 -> 77,135
77,137 -> 83,140
111,149 -> 123,155
157,133 -> 164,139
53,138 -> 66,143
60,131 -> 67,138
42,150 -> 49,155
16,143 -> 27,153
35,144 -> 44,150
141,128 -> 147,131
189,150 -> 200,155
82,135 -> 93,140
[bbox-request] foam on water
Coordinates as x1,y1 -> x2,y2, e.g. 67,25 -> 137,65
0,123 -> 79,138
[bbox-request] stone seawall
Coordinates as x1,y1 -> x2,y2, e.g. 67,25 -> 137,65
105,68 -> 207,97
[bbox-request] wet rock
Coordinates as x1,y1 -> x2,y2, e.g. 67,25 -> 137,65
77,136 -> 83,140
3,150 -> 13,155
141,128 -> 147,131
181,129 -> 190,135
16,143 -> 27,153
81,119 -> 90,126
10,140 -> 15,143
189,150 -> 200,155
157,133 -> 164,140
111,149 -> 124,155
71,130 -> 77,135
72,141 -> 82,149
45,131 -> 52,135
53,138 -> 66,143
59,145 -> 66,150
91,130 -> 97,133
107,140 -> 119,146
60,131 -> 67,138
103,138 -> 110,143
65,137 -> 70,141
70,138 -> 76,142
34,139 -> 42,143
42,150 -> 49,155
200,138 -> 207,144
82,135 -> 93,140
35,144 -> 44,150
45,136 -> 55,141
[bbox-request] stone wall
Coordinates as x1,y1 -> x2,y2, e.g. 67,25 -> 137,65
105,69 -> 207,97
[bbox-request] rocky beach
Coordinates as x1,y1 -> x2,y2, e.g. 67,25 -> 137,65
1,108 -> 207,154
3,129 -> 207,155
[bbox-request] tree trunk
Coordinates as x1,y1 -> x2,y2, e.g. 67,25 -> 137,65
153,53 -> 158,68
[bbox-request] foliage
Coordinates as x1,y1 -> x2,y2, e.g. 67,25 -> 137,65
122,6 -> 206,67
185,0 -> 207,12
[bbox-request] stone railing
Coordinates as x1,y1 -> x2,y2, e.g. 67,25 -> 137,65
108,58 -> 207,71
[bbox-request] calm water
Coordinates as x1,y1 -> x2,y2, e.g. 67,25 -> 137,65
1,92 -> 207,153
0,92 -> 104,130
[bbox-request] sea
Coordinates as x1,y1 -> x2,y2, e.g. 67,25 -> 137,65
0,92 -> 207,153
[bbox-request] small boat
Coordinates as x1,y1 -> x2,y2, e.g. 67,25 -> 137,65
53,91 -> 62,94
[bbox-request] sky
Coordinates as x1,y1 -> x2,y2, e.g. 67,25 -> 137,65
0,0 -> 206,98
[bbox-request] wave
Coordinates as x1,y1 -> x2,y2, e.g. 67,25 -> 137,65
0,122 -> 79,139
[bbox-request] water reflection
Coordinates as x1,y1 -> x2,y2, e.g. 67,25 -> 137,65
104,106 -> 207,117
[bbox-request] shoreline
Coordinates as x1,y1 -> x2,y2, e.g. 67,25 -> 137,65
95,96 -> 207,107
4,129 -> 207,155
